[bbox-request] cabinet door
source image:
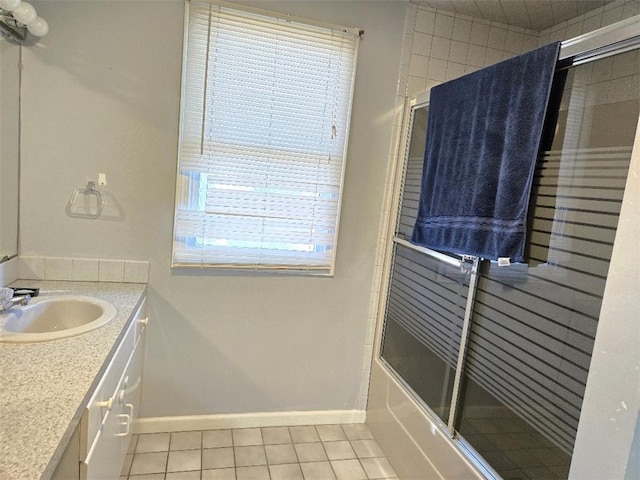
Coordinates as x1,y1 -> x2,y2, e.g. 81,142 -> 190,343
82,323 -> 146,479
118,330 -> 144,456
82,409 -> 123,480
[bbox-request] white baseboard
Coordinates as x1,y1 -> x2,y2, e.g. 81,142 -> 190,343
134,409 -> 367,434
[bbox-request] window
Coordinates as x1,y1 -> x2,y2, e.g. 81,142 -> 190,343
172,1 -> 360,274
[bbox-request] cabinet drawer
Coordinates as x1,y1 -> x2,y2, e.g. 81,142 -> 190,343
80,299 -> 146,459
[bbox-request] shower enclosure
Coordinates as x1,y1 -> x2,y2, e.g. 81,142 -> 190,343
376,19 -> 639,480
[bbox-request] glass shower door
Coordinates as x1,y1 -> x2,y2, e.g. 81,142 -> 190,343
381,103 -> 471,424
382,243 -> 470,422
379,41 -> 639,480
455,47 -> 640,479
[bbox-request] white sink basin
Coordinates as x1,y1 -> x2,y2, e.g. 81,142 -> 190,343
0,296 -> 117,343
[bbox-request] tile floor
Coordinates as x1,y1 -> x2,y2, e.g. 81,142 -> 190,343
121,424 -> 398,480
460,412 -> 571,480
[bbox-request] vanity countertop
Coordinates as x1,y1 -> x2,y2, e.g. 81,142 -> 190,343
0,280 -> 147,480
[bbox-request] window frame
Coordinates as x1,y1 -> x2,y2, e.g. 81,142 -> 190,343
171,0 -> 361,275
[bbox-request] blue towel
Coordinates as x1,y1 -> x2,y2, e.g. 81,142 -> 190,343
411,42 -> 561,263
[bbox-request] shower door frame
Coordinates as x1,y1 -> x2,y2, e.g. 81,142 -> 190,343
373,15 -> 640,480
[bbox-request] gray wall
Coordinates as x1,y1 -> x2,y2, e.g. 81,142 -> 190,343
20,0 -> 406,416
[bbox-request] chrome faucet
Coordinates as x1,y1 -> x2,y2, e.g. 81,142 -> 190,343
0,289 -> 31,313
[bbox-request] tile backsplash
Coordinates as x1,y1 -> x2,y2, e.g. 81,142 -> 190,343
19,256 -> 149,283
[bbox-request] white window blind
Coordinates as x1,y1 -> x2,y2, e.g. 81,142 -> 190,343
172,0 -> 360,274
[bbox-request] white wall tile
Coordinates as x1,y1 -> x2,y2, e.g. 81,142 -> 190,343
72,258 -> 99,281
538,31 -> 550,47
360,367 -> 372,400
124,261 -> 150,283
99,259 -> 125,282
365,313 -> 378,346
400,33 -> 414,66
607,76 -> 634,104
361,344 -> 373,369
631,74 -> 640,101
469,21 -> 490,46
466,44 -> 486,68
484,47 -> 504,66
427,57 -> 447,81
504,30 -> 524,54
448,40 -> 469,64
502,50 -> 517,61
425,78 -> 442,92
397,64 -> 409,97
582,13 -> 602,33
45,257 -> 73,281
406,75 -> 426,97
538,0 -> 638,47
404,3 -> 417,30
430,36 -> 451,60
592,56 -> 615,82
487,26 -> 507,50
451,18 -> 472,43
445,62 -> 466,81
548,27 -> 567,42
433,13 -> 454,38
549,23 -> 565,36
564,20 -> 584,40
16,256 -> 148,284
622,0 -> 640,18
411,32 -> 431,57
464,64 -> 479,75
612,53 -> 637,78
409,53 -> 429,78
601,5 -> 624,27
522,34 -> 538,53
18,256 -> 45,280
415,8 -> 435,34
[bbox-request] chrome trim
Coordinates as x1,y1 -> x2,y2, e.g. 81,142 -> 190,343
0,12 -> 26,44
456,436 -> 502,480
570,36 -> 640,66
447,256 -> 480,434
559,15 -> 640,61
393,237 -> 462,268
413,90 -> 431,106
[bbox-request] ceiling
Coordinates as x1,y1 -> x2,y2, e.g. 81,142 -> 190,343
413,0 -> 618,31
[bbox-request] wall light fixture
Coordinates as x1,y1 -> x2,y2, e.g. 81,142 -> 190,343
0,0 -> 48,43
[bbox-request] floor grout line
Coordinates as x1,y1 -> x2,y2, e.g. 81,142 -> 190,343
126,424 -> 398,480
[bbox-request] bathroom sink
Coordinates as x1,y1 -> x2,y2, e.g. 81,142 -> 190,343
0,296 -> 117,343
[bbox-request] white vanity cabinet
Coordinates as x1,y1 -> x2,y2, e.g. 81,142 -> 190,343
80,297 -> 147,480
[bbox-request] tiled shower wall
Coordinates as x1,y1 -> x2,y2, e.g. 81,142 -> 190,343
538,0 -> 640,45
359,0 -> 639,410
400,7 -> 539,98
358,2 -> 541,410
